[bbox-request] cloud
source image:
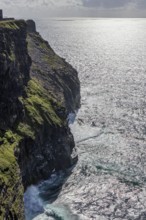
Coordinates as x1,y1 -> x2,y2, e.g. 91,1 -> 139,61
82,0 -> 146,10
1,0 -> 146,9
0,0 -> 146,18
138,0 -> 146,8
82,0 -> 132,8
1,0 -> 80,8
0,0 -> 83,18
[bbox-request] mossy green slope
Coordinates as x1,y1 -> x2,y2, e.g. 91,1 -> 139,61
16,78 -> 64,140
0,20 -> 25,30
0,130 -> 23,219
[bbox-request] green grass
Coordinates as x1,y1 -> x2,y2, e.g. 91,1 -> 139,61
0,130 -> 21,179
0,142 -> 23,219
16,123 -> 35,140
0,130 -> 23,219
0,20 -> 25,30
23,79 -> 63,128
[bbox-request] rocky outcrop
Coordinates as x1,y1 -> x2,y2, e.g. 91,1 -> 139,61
26,20 -> 36,33
27,29 -> 80,113
0,19 -> 80,219
0,20 -> 31,130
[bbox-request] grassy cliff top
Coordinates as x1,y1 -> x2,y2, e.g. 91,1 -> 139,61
0,19 -> 25,30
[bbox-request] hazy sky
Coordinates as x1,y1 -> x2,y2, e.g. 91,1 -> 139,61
1,0 -> 146,19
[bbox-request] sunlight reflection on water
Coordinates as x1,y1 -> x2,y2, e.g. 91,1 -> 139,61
25,18 -> 146,220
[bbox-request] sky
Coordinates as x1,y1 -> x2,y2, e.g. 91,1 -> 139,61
1,0 -> 146,19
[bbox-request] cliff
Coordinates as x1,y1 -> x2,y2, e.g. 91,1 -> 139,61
0,20 -> 80,219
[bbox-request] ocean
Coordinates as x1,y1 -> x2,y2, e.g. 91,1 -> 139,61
25,18 -> 146,220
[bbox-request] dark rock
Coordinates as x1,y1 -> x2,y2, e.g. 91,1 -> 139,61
26,20 -> 36,33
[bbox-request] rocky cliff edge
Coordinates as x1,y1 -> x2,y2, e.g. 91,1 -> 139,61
0,19 -> 80,219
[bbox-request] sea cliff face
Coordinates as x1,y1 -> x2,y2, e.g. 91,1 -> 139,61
0,19 -> 80,219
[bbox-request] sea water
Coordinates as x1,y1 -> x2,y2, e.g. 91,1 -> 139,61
25,18 -> 146,220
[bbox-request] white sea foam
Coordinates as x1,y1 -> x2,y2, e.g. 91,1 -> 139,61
24,172 -> 69,220
67,112 -> 77,125
24,185 -> 44,220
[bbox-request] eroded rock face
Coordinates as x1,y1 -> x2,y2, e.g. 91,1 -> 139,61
0,19 -> 80,219
0,20 -> 31,130
27,31 -> 80,113
0,20 -> 31,220
18,23 -> 80,190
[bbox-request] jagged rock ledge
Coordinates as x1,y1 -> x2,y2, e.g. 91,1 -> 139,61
0,19 -> 80,219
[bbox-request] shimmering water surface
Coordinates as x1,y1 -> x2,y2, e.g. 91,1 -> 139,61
25,19 -> 146,220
